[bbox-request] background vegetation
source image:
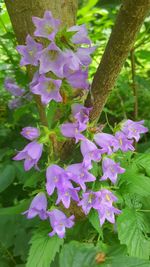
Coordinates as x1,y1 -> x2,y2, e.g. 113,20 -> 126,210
0,0 -> 150,266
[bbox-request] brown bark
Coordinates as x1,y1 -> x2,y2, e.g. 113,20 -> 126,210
4,0 -> 78,126
86,0 -> 150,122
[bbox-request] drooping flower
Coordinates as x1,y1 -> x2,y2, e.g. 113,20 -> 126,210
101,158 -> 125,184
80,139 -> 102,169
56,186 -> 80,208
76,46 -> 96,66
78,191 -> 96,215
72,103 -> 92,127
63,49 -> 82,72
29,71 -> 40,90
94,133 -> 119,155
93,189 -> 118,209
64,68 -> 89,90
68,24 -> 91,45
17,35 -> 43,66
67,163 -> 96,191
61,122 -> 86,143
13,141 -> 43,171
5,78 -> 25,97
38,42 -> 66,77
22,192 -> 47,220
31,75 -> 62,105
121,119 -> 148,142
98,205 -> 121,225
21,127 -> 40,141
48,209 -> 75,238
115,131 -> 135,152
32,11 -> 60,41
46,164 -> 71,196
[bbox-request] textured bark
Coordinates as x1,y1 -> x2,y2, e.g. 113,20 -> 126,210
4,0 -> 78,125
86,0 -> 150,122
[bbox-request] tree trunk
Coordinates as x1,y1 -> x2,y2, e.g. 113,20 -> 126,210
4,0 -> 78,125
86,0 -> 150,122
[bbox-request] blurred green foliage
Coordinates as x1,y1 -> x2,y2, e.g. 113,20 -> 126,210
0,0 -> 150,266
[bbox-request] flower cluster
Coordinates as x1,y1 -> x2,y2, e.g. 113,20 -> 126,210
13,11 -> 148,239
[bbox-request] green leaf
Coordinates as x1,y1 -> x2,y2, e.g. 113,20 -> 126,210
117,208 -> 150,259
59,241 -> 98,267
100,256 -> 150,267
26,227 -> 64,267
0,199 -> 31,215
88,210 -> 103,236
0,164 -> 15,192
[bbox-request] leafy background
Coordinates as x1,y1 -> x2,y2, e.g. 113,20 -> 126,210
0,0 -> 150,266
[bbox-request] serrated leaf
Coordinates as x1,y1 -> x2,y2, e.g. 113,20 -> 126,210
59,241 -> 98,267
26,228 -> 64,267
0,164 -> 15,192
117,208 -> 150,259
100,256 -> 150,267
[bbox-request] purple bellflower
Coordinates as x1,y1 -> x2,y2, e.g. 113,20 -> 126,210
56,186 -> 80,209
61,122 -> 86,143
76,47 -> 96,66
68,24 -> 91,45
115,131 -> 135,152
48,209 -> 75,238
78,191 -> 96,215
121,119 -> 148,142
31,75 -> 62,105
94,133 -> 119,155
72,103 -> 92,127
67,163 -> 96,191
17,35 -> 43,66
80,139 -> 102,169
46,164 -> 72,196
32,11 -> 60,41
101,158 -> 125,184
22,192 -> 48,220
13,141 -> 43,171
98,205 -> 121,225
5,78 -> 25,97
38,42 -> 66,77
21,127 -> 40,141
93,189 -> 118,209
65,69 -> 89,90
29,71 -> 40,90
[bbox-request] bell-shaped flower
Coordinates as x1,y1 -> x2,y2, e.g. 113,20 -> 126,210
98,205 -> 121,226
29,71 -> 40,90
48,209 -> 75,238
17,35 -> 43,66
101,158 -> 125,184
67,163 -> 96,191
5,78 -> 25,97
93,189 -> 118,210
80,139 -> 102,169
64,68 -> 89,90
21,127 -> 40,141
61,122 -> 86,143
46,164 -> 72,196
31,75 -> 62,105
68,24 -> 91,45
32,11 -> 60,41
76,46 -> 96,66
13,141 -> 43,171
56,186 -> 80,209
94,133 -> 119,155
78,191 -> 96,215
121,119 -> 148,142
22,192 -> 47,220
72,104 -> 92,127
115,131 -> 135,152
38,42 -> 67,77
